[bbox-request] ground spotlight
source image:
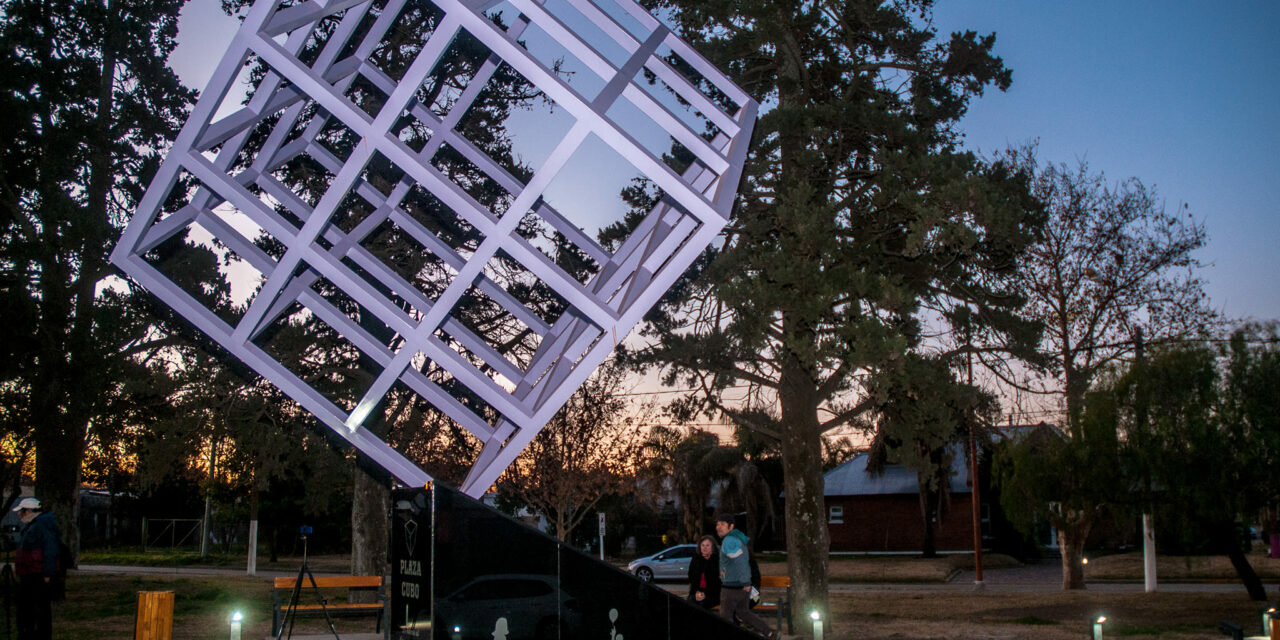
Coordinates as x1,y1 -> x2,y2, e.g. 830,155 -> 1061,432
810,610 -> 824,640
1091,615 -> 1106,640
229,610 -> 243,640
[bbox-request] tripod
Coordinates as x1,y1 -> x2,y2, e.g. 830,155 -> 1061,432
276,530 -> 340,640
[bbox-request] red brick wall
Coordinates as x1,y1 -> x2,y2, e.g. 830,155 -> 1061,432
825,494 -> 975,553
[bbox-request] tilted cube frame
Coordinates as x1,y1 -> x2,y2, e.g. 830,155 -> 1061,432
112,0 -> 756,495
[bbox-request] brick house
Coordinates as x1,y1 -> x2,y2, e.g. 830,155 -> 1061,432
822,450 -> 982,553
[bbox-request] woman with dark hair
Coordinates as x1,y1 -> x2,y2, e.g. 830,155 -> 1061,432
687,534 -> 721,610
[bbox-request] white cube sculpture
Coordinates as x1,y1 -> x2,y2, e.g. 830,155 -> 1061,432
112,0 -> 755,496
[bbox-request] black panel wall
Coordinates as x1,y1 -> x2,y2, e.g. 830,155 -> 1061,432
389,483 -> 761,640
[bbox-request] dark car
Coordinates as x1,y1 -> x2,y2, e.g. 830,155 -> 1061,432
436,574 -> 581,640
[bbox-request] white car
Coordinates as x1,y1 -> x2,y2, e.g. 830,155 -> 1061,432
627,544 -> 696,582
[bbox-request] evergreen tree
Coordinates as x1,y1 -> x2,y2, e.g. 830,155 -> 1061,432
866,354 -> 1000,558
0,0 -> 194,554
627,0 -> 1040,614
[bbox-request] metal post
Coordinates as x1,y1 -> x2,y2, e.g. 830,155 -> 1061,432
967,349 -> 984,587
597,512 -> 605,561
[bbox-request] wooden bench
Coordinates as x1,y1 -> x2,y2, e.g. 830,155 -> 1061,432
271,575 -> 386,636
755,575 -> 793,634
713,576 -> 793,634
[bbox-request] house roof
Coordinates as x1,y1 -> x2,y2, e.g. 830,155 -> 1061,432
823,449 -> 972,496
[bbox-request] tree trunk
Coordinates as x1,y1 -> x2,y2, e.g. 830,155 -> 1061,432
778,353 -> 829,623
34,425 -> 86,567
1209,522 -> 1266,601
350,466 -> 389,602
919,485 -> 938,559
269,525 -> 279,563
1056,519 -> 1090,590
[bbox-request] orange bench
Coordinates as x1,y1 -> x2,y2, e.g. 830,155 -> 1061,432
756,576 -> 793,634
713,576 -> 793,634
271,575 -> 385,635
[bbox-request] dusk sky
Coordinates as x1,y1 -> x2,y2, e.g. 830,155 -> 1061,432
172,1 -> 1280,323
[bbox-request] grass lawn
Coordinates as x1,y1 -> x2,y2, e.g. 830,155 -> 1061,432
52,573 -> 273,640
58,550 -> 1279,638
50,572 -> 381,640
1088,551 -> 1280,582
830,590 -> 1275,639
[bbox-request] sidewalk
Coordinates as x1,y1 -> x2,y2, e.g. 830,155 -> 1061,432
75,563 -> 340,579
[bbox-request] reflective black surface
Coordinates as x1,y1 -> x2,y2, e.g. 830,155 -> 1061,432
390,483 -> 760,640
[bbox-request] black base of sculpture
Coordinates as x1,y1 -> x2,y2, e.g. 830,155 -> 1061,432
389,482 -> 761,640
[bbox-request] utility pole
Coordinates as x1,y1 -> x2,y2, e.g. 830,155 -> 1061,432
968,341 -> 984,588
201,436 -> 217,557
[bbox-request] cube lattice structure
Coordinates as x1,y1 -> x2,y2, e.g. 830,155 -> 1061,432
112,0 -> 755,495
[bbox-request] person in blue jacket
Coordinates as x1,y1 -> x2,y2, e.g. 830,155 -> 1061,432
13,498 -> 59,640
715,514 -> 776,639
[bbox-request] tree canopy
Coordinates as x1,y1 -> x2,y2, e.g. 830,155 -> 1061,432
0,0 -> 195,552
626,0 -> 1041,615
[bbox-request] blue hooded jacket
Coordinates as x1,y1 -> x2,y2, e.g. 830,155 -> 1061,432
718,528 -> 752,587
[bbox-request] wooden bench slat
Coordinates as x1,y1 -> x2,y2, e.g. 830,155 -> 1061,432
760,576 -> 790,588
288,604 -> 384,611
272,576 -> 383,589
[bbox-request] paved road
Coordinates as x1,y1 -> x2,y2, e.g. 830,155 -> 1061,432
660,561 -> 1263,595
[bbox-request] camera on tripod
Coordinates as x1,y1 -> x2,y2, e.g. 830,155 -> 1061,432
0,524 -> 17,552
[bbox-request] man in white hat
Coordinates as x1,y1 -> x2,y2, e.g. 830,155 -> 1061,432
13,497 -> 59,640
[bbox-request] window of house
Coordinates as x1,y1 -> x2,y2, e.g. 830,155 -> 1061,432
828,505 -> 844,524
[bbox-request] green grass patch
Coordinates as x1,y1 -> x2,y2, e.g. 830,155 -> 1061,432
81,547 -> 241,567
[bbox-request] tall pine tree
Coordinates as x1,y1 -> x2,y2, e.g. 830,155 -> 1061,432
0,0 -> 194,554
628,0 -> 1040,615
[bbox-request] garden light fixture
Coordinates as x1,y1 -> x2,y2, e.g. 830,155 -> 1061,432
229,610 -> 243,640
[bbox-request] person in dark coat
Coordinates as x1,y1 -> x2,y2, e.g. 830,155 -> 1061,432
14,497 -> 59,640
687,534 -> 721,609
